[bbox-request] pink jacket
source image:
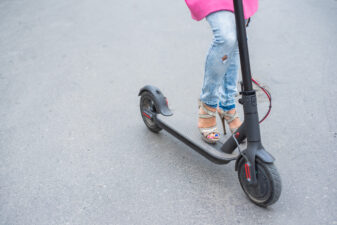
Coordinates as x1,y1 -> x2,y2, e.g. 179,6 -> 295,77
185,0 -> 258,21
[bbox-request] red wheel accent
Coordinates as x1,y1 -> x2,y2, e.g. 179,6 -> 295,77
142,112 -> 151,119
245,163 -> 251,181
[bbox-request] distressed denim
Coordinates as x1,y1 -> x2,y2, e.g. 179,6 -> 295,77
200,10 -> 239,111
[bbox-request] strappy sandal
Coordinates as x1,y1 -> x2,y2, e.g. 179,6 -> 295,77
218,108 -> 241,134
198,100 -> 220,144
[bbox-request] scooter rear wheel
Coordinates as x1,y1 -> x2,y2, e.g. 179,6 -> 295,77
238,158 -> 281,207
140,91 -> 162,133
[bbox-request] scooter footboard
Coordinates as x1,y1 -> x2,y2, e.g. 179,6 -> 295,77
155,113 -> 240,164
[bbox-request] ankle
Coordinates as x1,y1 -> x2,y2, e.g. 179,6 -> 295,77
226,108 -> 236,114
203,104 -> 216,112
198,102 -> 217,128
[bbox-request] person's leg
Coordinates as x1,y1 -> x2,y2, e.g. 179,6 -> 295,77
198,10 -> 238,140
218,44 -> 242,132
199,10 -> 238,107
218,44 -> 239,111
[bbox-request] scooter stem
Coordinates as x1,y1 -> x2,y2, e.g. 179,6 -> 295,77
233,0 -> 253,91
232,0 -> 267,185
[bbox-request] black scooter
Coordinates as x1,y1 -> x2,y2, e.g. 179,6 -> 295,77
138,0 -> 281,207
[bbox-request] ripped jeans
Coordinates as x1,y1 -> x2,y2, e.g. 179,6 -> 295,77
200,10 -> 240,111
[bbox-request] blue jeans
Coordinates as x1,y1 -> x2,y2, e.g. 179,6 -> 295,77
200,10 -> 240,111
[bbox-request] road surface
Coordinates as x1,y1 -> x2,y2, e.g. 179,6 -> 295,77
0,0 -> 336,224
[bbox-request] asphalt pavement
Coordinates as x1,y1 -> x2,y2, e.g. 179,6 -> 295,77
0,0 -> 336,224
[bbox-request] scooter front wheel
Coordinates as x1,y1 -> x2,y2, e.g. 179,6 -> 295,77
139,91 -> 162,133
237,158 -> 282,207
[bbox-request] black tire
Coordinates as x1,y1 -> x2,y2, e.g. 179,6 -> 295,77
237,157 -> 282,207
139,91 -> 162,133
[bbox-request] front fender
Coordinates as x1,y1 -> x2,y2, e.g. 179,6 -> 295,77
235,148 -> 275,171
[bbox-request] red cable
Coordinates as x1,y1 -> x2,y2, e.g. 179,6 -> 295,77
251,77 -> 272,123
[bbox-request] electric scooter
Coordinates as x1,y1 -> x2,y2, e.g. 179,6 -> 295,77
138,0 -> 281,207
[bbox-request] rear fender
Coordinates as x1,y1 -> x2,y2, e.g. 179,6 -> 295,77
139,85 -> 173,116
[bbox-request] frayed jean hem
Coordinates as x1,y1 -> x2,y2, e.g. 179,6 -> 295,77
219,103 -> 235,111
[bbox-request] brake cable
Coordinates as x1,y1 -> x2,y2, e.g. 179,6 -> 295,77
251,77 -> 272,124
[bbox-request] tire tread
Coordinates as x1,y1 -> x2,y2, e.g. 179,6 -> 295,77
238,158 -> 282,207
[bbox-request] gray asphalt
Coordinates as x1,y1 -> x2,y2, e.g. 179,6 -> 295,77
0,0 -> 336,224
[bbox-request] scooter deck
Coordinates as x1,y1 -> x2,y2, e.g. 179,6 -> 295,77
156,112 -> 240,164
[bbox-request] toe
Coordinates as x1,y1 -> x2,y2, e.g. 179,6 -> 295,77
207,133 -> 219,140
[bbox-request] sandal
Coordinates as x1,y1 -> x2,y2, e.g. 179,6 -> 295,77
218,108 -> 242,134
198,100 -> 220,144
